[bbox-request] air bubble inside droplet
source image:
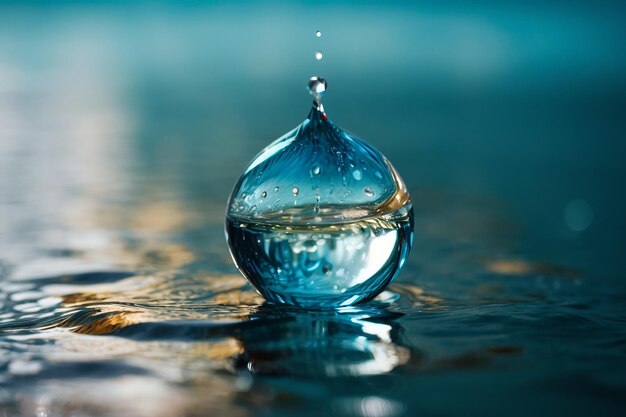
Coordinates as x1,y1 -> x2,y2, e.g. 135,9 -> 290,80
225,77 -> 413,308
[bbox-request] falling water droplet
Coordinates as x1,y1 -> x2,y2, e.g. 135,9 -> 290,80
261,191 -> 267,199
274,186 -> 280,193
292,186 -> 300,196
311,165 -> 321,176
315,30 -> 321,38
315,51 -> 323,61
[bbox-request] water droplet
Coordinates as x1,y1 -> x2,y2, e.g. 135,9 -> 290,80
315,51 -> 323,61
315,30 -> 321,38
307,76 -> 327,106
225,83 -> 413,308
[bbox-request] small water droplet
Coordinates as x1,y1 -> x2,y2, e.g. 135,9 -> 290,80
292,186 -> 299,196
261,191 -> 267,198
352,169 -> 362,180
364,187 -> 374,197
315,51 -> 323,61
310,165 -> 321,176
274,186 -> 280,193
315,30 -> 321,38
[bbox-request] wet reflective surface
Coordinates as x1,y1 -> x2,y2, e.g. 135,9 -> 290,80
1,3 -> 626,416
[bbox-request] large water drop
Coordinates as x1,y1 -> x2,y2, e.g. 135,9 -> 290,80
226,77 -> 413,308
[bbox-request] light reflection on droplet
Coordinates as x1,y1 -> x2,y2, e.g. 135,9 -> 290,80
315,51 -> 323,61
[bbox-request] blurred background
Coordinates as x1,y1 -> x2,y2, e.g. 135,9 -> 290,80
0,1 -> 625,416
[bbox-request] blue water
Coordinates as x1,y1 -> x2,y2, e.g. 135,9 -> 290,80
1,3 -> 626,416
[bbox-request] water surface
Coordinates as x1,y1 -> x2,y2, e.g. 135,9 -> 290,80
1,3 -> 625,416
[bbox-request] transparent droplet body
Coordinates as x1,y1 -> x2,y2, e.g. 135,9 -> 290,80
226,94 -> 413,308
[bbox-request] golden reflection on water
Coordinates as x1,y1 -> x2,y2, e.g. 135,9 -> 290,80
70,311 -> 148,335
486,259 -> 580,278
